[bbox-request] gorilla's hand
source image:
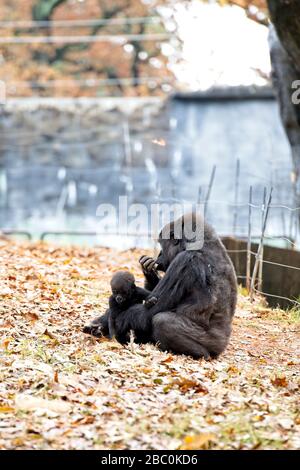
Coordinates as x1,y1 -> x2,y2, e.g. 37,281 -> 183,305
139,255 -> 161,291
83,313 -> 109,338
139,255 -> 157,274
144,295 -> 158,309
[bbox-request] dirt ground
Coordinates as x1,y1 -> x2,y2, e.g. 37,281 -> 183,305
0,239 -> 299,450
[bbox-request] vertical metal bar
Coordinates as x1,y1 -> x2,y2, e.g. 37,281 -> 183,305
197,186 -> 202,205
250,188 -> 273,302
123,121 -> 132,167
123,121 -> 133,205
153,181 -> 161,257
289,171 -> 297,243
246,186 -> 253,292
0,167 -> 8,208
204,165 -> 216,218
258,187 -> 267,292
233,158 -> 240,236
281,207 -> 286,238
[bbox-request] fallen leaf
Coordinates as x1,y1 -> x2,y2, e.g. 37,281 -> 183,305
2,337 -> 13,350
43,329 -> 57,340
172,378 -> 208,394
24,312 -> 39,322
161,356 -> 173,364
0,406 -> 14,413
180,433 -> 215,450
271,376 -> 288,388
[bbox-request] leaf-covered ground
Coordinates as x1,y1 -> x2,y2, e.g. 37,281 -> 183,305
0,238 -> 299,450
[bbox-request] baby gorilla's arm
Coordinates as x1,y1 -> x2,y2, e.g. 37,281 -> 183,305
135,286 -> 158,309
135,286 -> 151,301
83,311 -> 110,338
108,295 -> 120,312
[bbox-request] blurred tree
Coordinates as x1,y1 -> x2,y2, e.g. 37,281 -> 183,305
33,0 -> 66,21
267,0 -> 300,205
0,0 -> 175,97
215,0 -> 268,24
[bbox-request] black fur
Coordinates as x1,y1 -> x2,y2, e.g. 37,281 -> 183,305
83,271 -> 150,339
84,213 -> 237,359
108,271 -> 150,338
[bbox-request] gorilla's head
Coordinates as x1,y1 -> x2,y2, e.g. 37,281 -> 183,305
110,271 -> 136,305
155,212 -> 215,271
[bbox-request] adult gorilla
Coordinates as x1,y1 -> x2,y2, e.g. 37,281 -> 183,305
83,213 -> 237,359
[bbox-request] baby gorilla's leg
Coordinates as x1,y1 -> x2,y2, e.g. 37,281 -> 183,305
107,305 -> 122,339
108,312 -> 116,338
114,303 -> 153,344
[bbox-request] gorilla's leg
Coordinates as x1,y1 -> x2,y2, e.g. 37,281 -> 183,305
152,312 -> 228,359
83,310 -> 110,338
114,303 -> 153,344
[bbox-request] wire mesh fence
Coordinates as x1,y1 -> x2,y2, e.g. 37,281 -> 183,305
2,190 -> 299,310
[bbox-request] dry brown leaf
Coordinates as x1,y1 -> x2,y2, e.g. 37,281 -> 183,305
271,376 -> 288,388
227,364 -> 240,374
2,337 -> 13,350
43,329 -> 57,340
161,356 -> 173,364
53,370 -> 59,383
248,350 -> 260,357
172,378 -> 208,394
0,240 -> 299,450
72,416 -> 95,426
24,312 -> 39,322
0,406 -> 14,413
180,433 -> 215,450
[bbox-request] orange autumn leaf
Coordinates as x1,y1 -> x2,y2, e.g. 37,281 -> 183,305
2,337 -> 13,350
0,406 -> 14,413
25,312 -> 39,322
173,378 -> 208,394
271,376 -> 288,388
161,356 -> 173,364
180,433 -> 215,450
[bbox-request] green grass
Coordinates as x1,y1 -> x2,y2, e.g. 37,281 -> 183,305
265,305 -> 300,324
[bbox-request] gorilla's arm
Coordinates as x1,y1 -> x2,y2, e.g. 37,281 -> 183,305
139,255 -> 161,291
114,251 -> 212,343
135,286 -> 152,301
146,251 -> 212,316
83,310 -> 110,338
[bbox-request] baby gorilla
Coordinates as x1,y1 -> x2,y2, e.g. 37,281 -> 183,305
108,271 -> 152,338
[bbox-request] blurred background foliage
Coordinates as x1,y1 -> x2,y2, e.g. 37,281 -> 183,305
0,0 -> 269,97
